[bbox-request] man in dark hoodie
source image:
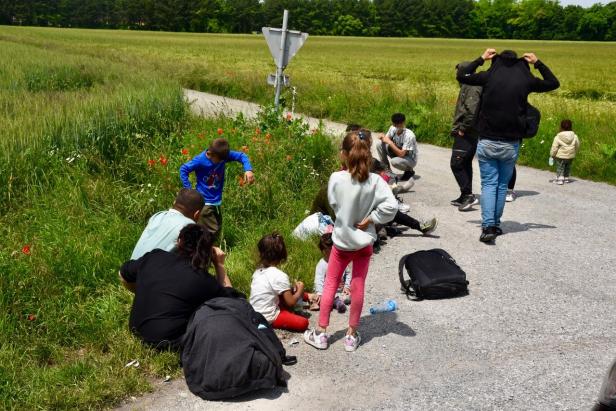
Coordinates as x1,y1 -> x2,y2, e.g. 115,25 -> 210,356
451,61 -> 482,211
457,48 -> 559,243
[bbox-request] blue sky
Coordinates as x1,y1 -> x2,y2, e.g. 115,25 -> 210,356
559,0 -> 603,6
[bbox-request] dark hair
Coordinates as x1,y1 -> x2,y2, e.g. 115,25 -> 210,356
370,157 -> 386,173
560,119 -> 573,131
174,188 -> 204,217
391,113 -> 406,125
318,233 -> 333,251
208,138 -> 230,160
500,50 -> 518,60
258,232 -> 287,267
342,129 -> 372,183
177,224 -> 214,270
346,124 -> 362,132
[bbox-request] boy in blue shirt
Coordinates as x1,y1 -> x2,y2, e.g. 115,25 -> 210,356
179,138 -> 254,238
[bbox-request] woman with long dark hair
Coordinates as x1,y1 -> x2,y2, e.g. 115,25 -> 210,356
119,224 -> 233,350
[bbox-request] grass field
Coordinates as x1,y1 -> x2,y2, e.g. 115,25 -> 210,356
1,26 -> 615,410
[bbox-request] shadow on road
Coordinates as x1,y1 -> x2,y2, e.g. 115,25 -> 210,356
514,190 -> 540,198
328,312 -> 416,345
467,220 -> 556,234
218,372 -> 291,403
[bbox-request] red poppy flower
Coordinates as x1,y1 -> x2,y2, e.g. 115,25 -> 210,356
181,148 -> 189,155
265,133 -> 272,140
217,128 -> 224,135
27,314 -> 36,321
159,156 -> 168,166
255,128 -> 261,135
22,245 -> 31,255
147,159 -> 156,167
286,155 -> 292,161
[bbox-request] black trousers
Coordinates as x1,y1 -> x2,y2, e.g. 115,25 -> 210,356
393,211 -> 421,231
508,166 -> 517,190
450,135 -> 478,196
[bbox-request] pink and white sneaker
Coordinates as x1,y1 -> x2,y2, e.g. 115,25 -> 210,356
343,332 -> 361,352
303,329 -> 329,350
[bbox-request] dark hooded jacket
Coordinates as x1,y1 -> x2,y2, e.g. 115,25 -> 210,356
181,297 -> 287,400
457,53 -> 560,141
452,61 -> 483,137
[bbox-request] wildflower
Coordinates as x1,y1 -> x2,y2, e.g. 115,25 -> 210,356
27,314 -> 36,321
265,133 -> 272,140
159,155 -> 168,166
286,113 -> 292,121
147,159 -> 156,167
255,128 -> 261,135
540,140 -> 545,144
181,148 -> 189,155
217,128 -> 224,135
286,155 -> 292,161
22,244 -> 31,255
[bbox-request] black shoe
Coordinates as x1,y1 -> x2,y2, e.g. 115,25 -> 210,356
450,195 -> 465,206
458,194 -> 479,212
385,225 -> 403,238
479,226 -> 497,243
495,227 -> 503,236
400,170 -> 415,181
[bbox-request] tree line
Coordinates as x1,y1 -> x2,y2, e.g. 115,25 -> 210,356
2,0 -> 616,41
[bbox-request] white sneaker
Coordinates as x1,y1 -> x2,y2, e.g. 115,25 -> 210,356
505,190 -> 516,202
398,202 -> 410,213
564,178 -> 571,184
304,329 -> 329,350
556,177 -> 564,185
343,332 -> 361,352
395,179 -> 415,194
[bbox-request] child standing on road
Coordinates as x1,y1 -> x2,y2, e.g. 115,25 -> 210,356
550,119 -> 580,185
179,138 -> 254,239
250,233 -> 310,332
312,233 -> 351,310
304,129 -> 398,352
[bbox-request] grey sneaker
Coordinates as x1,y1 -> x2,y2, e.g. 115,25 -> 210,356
343,332 -> 361,352
304,329 -> 329,350
420,218 -> 438,235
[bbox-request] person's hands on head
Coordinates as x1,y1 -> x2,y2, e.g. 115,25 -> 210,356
355,217 -> 373,231
211,246 -> 225,266
523,53 -> 538,65
482,48 -> 497,60
244,171 -> 255,184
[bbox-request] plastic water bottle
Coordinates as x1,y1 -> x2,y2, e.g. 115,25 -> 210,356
369,299 -> 397,315
548,157 -> 554,166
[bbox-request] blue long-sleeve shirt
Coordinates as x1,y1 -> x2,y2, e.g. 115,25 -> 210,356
179,150 -> 253,205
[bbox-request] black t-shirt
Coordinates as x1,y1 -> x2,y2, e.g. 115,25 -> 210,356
120,249 -> 228,345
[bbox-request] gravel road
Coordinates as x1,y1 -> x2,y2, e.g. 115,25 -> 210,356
116,90 -> 616,411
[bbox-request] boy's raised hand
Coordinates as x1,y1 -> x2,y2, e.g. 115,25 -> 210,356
244,171 -> 255,184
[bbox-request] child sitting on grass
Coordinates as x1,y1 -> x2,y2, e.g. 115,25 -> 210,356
179,137 -> 254,239
550,119 -> 580,185
374,112 -> 418,181
249,233 -> 310,332
312,233 -> 351,311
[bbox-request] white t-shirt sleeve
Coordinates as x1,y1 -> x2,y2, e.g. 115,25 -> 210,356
314,259 -> 327,295
269,268 -> 291,294
402,129 -> 416,151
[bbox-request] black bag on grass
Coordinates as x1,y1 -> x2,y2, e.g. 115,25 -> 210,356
398,249 -> 469,300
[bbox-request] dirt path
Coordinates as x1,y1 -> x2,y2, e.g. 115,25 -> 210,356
117,90 -> 616,411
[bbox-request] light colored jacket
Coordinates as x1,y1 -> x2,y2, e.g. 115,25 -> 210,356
328,171 -> 397,251
550,131 -> 580,160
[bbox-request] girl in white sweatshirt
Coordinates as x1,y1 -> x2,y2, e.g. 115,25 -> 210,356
304,129 -> 398,352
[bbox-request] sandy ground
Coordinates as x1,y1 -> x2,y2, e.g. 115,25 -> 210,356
116,90 -> 616,411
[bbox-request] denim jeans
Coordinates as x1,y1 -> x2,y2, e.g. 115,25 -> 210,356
477,139 -> 520,228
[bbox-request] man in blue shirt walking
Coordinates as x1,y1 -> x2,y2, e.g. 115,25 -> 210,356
180,138 -> 254,239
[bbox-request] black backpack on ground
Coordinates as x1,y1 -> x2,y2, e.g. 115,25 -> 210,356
181,297 -> 287,400
398,249 -> 469,300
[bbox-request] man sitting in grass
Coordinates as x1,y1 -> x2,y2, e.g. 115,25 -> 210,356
130,188 -> 204,260
180,138 -> 254,240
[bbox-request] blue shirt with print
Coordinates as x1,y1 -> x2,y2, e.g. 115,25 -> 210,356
179,150 -> 252,205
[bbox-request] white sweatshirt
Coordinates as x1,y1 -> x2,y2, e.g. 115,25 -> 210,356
327,171 -> 398,251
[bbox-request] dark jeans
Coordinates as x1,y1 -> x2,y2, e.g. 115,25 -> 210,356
556,158 -> 573,177
199,205 -> 222,240
450,135 -> 478,196
508,166 -> 517,190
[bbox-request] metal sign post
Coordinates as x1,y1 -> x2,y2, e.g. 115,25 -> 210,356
262,10 -> 308,109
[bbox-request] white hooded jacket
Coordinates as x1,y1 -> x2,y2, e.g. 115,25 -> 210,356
550,131 -> 580,160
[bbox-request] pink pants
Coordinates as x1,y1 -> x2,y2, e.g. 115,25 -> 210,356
319,244 -> 373,329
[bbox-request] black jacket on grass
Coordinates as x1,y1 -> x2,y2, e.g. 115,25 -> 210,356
457,55 -> 560,141
182,297 -> 287,400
